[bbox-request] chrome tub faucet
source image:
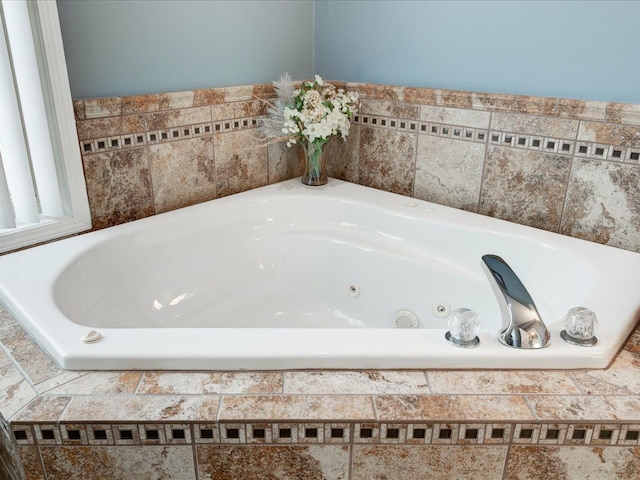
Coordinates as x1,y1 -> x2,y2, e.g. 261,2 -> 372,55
482,254 -> 551,349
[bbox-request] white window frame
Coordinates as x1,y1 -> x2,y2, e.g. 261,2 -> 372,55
0,0 -> 90,253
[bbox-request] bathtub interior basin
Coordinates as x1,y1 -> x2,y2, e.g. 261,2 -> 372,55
0,178 -> 638,370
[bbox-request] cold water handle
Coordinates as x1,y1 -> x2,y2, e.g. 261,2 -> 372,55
481,254 -> 550,349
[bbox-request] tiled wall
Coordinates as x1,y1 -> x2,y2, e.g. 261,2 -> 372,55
74,81 -> 640,252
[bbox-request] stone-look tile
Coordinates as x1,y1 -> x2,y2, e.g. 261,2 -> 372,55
12,396 -> 70,423
158,90 -> 194,110
0,305 -> 16,329
122,94 -> 160,114
148,136 -> 216,213
84,97 -> 122,119
580,350 -> 640,394
479,146 -> 571,232
429,371 -> 581,395
556,99 -> 607,121
527,395 -> 640,421
357,127 -> 417,196
219,395 -> 375,421
607,102 -> 640,125
210,99 -> 265,121
214,131 -> 267,198
505,445 -> 640,479
491,112 -> 579,138
72,99 -> 84,121
284,371 -> 429,395
414,136 -> 485,211
83,147 -> 154,229
252,83 -> 276,100
43,372 -> 142,395
359,99 -> 420,119
420,105 -> 491,129
145,106 -> 210,131
33,371 -> 87,394
39,445 -> 195,480
376,395 -> 534,422
625,328 -> 640,356
0,365 -> 37,419
196,445 -> 349,480
75,114 -> 146,141
350,83 -> 406,102
0,348 -> 11,368
472,93 -> 558,116
560,159 -> 640,251
324,127 -> 360,183
17,446 -> 44,480
352,445 -> 507,480
194,88 -> 226,107
62,395 -> 220,422
569,371 -> 633,395
267,141 -> 304,184
0,324 -> 66,385
137,371 -> 283,395
404,87 -> 473,108
578,121 -> 640,147
223,85 -> 256,103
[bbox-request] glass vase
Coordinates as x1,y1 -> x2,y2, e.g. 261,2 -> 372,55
302,141 -> 328,186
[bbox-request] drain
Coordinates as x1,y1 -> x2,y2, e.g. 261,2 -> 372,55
393,310 -> 419,329
346,282 -> 361,298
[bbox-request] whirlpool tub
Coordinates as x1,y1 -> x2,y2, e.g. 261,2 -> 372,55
0,178 -> 639,370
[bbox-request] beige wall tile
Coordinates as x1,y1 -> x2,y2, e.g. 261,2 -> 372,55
357,127 -> 417,196
62,395 -> 220,422
480,146 -> 571,232
607,102 -> 640,125
267,141 -> 304,184
158,91 -> 194,110
39,445 -> 194,480
17,445 -> 44,480
196,445 -> 349,480
149,136 -> 216,213
560,158 -> 640,251
83,148 -> 154,229
0,365 -> 37,418
506,445 -> 640,479
420,105 -> 491,129
324,127 -> 360,183
359,99 -> 420,119
11,396 -> 70,422
214,131 -> 267,198
44,372 -> 142,395
219,395 -> 376,421
138,372 -> 283,395
375,395 -> 534,422
352,445 -> 507,480
556,99 -> 607,121
84,97 -> 122,119
429,371 -> 581,395
145,106 -> 210,131
526,395 -> 640,421
284,371 -> 429,395
578,121 -> 640,147
414,135 -> 485,211
122,94 -> 160,114
491,113 -> 579,138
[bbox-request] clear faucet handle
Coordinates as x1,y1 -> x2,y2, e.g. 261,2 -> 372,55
560,307 -> 598,346
445,308 -> 480,348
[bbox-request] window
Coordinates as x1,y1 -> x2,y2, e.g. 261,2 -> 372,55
0,0 -> 90,253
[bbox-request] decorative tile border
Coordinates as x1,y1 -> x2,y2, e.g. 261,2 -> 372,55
11,422 -> 640,447
79,115 -> 260,155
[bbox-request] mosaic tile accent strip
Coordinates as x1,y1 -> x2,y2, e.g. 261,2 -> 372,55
11,422 -> 640,447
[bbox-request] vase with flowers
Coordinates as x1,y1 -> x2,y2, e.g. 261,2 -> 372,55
261,74 -> 359,186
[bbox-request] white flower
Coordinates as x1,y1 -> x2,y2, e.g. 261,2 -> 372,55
314,75 -> 324,86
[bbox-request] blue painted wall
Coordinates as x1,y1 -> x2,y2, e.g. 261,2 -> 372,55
57,0 -> 640,103
57,0 -> 314,99
314,0 -> 640,104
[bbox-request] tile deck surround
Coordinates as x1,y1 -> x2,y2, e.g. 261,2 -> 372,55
1,302 -> 640,478
2,82 -> 640,477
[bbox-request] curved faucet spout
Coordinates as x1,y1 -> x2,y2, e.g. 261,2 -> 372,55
482,254 -> 550,349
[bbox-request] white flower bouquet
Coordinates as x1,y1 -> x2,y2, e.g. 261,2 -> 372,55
262,74 -> 359,185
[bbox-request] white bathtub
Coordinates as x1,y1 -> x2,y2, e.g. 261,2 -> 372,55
0,178 -> 639,370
